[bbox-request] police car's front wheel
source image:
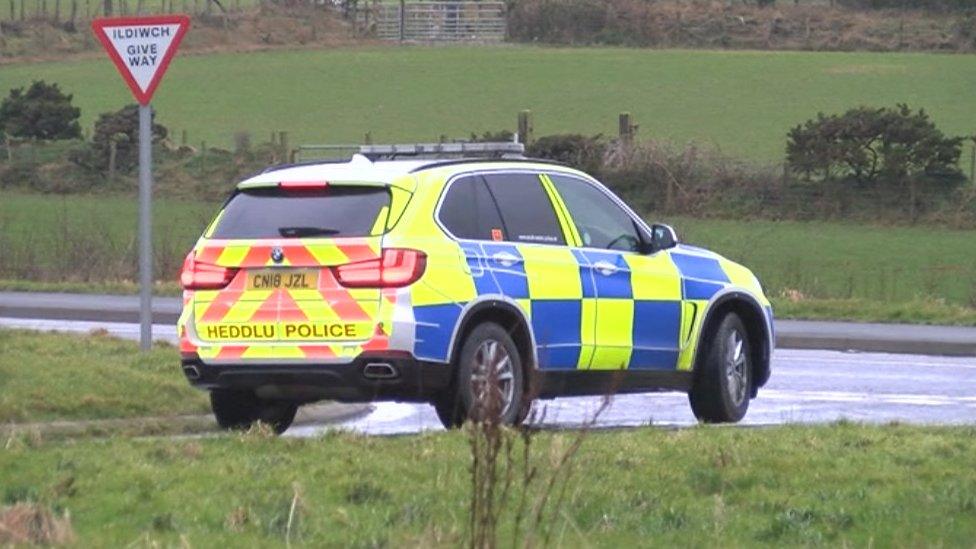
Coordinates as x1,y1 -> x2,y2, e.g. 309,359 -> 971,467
433,322 -> 528,428
689,313 -> 751,423
210,389 -> 298,434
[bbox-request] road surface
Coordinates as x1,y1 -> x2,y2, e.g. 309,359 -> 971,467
1,316 -> 973,436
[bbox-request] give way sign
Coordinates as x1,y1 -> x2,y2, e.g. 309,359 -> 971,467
92,15 -> 190,105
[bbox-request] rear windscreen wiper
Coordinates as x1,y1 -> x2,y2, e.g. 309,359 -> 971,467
278,226 -> 341,238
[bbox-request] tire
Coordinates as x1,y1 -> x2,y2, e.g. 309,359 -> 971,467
689,312 -> 752,423
433,322 -> 528,429
210,389 -> 298,435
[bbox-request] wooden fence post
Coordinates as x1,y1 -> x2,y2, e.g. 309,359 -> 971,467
618,112 -> 637,145
970,138 -> 975,185
3,133 -> 12,162
398,0 -> 405,41
108,139 -> 117,182
517,110 -> 533,146
278,131 -> 289,159
200,141 -> 207,175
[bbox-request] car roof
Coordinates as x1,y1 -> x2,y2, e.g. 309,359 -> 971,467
236,154 -> 573,190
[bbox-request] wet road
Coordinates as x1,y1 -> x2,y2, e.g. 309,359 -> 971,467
4,317 -> 974,435
293,349 -> 976,436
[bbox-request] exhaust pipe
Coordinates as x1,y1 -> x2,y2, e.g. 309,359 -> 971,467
363,362 -> 398,379
183,365 -> 201,381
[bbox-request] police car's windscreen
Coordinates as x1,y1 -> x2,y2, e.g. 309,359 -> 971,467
211,187 -> 390,239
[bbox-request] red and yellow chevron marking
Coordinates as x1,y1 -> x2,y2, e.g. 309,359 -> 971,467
181,237 -> 395,361
193,238 -> 381,268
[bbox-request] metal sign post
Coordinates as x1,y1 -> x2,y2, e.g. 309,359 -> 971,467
138,104 -> 153,349
92,15 -> 190,351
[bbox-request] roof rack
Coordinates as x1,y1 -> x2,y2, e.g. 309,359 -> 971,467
293,142 -> 525,162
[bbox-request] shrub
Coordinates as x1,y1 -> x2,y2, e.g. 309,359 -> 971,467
469,129 -> 515,143
527,134 -> 606,176
69,105 -> 167,173
0,81 -> 81,141
786,105 -> 964,185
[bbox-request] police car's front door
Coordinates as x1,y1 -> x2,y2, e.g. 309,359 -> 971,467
547,173 -> 684,371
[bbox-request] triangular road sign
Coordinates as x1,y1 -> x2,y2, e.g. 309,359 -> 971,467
92,15 -> 190,105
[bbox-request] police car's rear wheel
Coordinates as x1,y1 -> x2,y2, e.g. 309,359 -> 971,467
210,389 -> 298,435
433,322 -> 526,428
689,313 -> 751,423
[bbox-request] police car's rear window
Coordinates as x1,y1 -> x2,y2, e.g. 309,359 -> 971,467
210,187 -> 390,239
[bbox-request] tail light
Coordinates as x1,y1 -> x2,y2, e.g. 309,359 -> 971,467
279,180 -> 329,190
180,251 -> 239,290
334,248 -> 426,288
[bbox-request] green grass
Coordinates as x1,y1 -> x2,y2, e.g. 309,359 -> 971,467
668,216 -> 976,308
2,423 -> 975,546
3,47 -> 975,162
0,192 -> 213,283
0,329 -> 207,423
1,192 -> 974,324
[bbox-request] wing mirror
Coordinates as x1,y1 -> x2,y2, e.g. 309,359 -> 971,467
641,223 -> 678,253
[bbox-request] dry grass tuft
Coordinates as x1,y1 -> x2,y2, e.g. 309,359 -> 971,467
0,503 -> 75,546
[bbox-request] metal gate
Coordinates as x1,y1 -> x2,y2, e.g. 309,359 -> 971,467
370,1 -> 506,42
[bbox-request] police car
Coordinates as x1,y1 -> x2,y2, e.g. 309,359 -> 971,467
178,143 -> 774,433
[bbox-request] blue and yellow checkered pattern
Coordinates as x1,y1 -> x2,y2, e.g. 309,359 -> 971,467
397,168 -> 768,373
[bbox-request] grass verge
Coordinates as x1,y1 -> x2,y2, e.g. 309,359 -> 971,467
0,329 -> 207,423
770,297 -> 976,326
1,423 -> 975,546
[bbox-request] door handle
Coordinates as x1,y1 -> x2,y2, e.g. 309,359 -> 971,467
492,251 -> 521,268
593,261 -> 619,276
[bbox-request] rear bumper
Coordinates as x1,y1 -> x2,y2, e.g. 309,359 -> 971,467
181,352 -> 451,403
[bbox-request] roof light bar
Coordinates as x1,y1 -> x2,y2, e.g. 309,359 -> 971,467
358,142 -> 524,160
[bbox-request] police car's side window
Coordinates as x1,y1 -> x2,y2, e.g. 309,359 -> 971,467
549,174 -> 641,252
483,173 -> 566,246
439,175 -> 506,241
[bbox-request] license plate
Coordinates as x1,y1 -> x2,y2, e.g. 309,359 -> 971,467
247,269 -> 318,290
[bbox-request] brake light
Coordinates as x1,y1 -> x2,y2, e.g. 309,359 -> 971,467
180,251 -> 239,290
334,248 -> 426,288
279,180 -> 329,190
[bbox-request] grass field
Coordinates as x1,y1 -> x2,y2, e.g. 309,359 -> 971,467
3,47 -> 975,162
1,192 -> 973,323
0,329 -> 207,423
1,423 -> 975,546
